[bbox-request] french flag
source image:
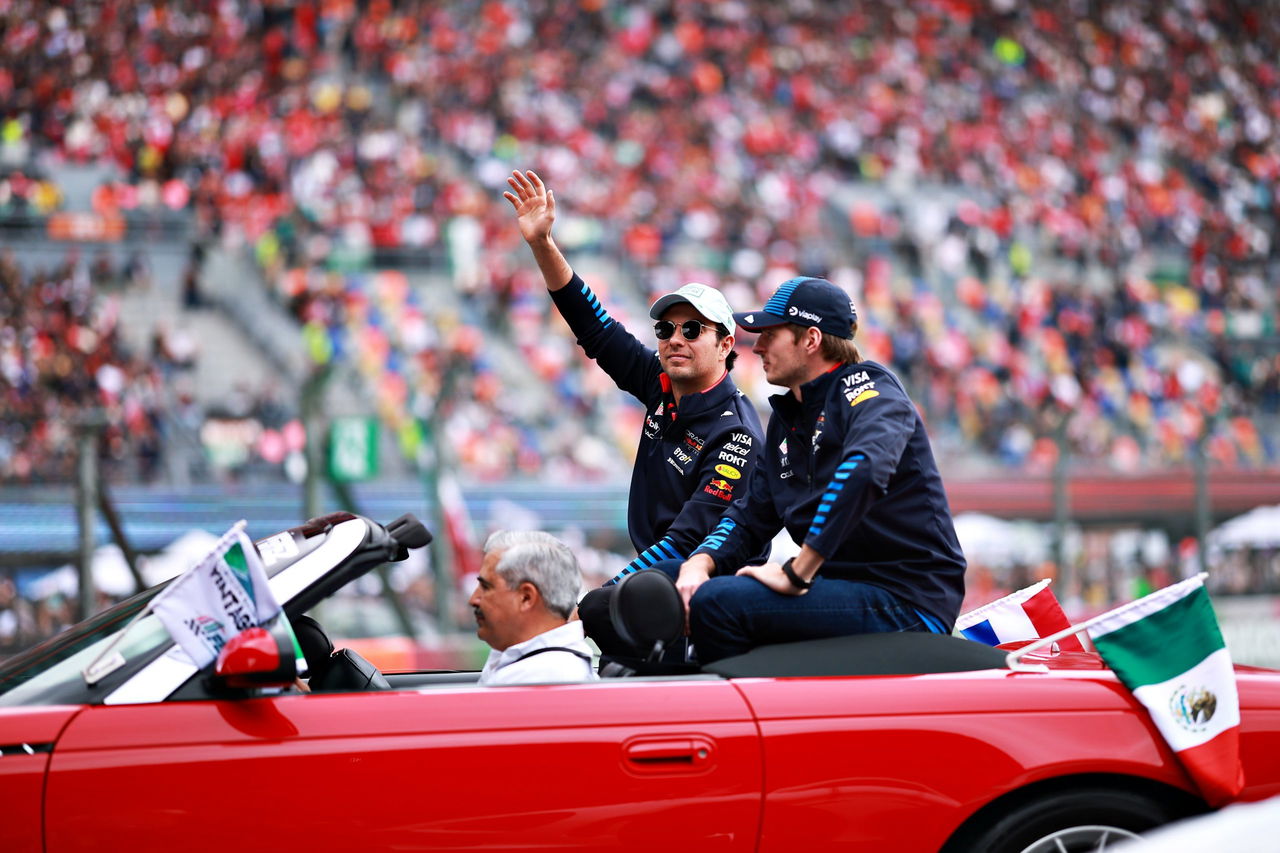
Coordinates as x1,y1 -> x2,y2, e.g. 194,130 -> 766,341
957,579 -> 1085,651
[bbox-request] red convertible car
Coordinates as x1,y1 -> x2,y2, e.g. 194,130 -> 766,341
2,512 -> 1278,852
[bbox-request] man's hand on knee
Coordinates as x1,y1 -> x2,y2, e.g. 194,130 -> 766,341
676,555 -> 716,624
736,562 -> 808,595
737,547 -> 822,595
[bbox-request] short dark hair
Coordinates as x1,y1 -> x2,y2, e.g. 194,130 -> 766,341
715,325 -> 738,371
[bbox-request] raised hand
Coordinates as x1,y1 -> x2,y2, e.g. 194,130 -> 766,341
503,169 -> 556,245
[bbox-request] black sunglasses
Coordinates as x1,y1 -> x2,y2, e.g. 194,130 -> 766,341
654,319 -> 717,341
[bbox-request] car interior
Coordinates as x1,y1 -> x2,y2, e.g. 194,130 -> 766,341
289,564 -> 1011,693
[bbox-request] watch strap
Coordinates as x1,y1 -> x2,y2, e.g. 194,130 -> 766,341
781,557 -> 812,590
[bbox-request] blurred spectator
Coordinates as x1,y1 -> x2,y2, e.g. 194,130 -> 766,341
0,248 -> 173,483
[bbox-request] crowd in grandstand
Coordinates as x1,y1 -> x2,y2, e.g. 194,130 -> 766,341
0,248 -> 168,482
1,0 -> 1277,485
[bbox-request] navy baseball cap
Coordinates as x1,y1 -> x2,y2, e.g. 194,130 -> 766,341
733,277 -> 858,339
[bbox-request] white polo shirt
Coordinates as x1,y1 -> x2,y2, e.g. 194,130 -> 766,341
477,621 -> 599,686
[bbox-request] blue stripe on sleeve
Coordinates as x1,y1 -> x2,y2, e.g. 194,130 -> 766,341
580,281 -> 614,329
807,453 -> 865,539
606,537 -> 683,585
657,539 -> 682,561
697,517 -> 737,553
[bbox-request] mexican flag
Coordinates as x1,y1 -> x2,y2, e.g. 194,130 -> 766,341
1088,575 -> 1244,805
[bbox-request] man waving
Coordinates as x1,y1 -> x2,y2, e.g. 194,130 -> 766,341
504,170 -> 767,657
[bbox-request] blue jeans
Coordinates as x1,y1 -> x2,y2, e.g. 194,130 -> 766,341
687,571 -> 930,663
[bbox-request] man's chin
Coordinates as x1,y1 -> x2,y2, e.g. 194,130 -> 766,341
663,364 -> 698,382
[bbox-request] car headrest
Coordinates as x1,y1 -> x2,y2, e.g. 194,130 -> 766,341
290,614 -> 334,681
609,569 -> 685,662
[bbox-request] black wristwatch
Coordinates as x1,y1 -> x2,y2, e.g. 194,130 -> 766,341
781,558 -> 812,590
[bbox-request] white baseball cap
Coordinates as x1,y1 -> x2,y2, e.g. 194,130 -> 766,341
648,283 -> 736,335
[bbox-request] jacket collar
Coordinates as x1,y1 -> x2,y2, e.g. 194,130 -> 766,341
769,362 -> 848,422
663,370 -> 739,418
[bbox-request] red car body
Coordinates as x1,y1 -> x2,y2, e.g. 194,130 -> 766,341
2,513 -> 1278,852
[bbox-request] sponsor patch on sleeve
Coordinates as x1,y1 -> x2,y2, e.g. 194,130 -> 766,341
703,479 -> 734,500
848,388 -> 879,407
714,463 -> 741,479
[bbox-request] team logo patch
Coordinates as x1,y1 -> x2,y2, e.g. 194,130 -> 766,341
644,402 -> 663,439
849,389 -> 879,407
717,450 -> 747,466
788,305 -> 822,323
714,464 -> 741,479
703,479 -> 734,500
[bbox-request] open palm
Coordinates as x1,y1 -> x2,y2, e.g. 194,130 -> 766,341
504,169 -> 556,243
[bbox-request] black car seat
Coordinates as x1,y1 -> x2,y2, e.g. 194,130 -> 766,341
290,614 -> 389,692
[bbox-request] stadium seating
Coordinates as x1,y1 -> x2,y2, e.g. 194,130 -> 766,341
1,0 -> 1276,484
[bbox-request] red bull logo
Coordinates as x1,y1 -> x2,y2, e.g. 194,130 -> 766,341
703,479 -> 734,500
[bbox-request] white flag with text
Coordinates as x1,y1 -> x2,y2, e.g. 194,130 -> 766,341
151,524 -> 279,668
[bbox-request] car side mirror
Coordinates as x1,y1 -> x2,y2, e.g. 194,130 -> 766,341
213,616 -> 298,690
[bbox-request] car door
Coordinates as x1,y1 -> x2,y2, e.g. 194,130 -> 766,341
733,671 -> 1199,853
44,677 -> 761,852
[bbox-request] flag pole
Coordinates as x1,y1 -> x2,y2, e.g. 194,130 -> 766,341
1005,572 -> 1208,673
82,520 -> 248,685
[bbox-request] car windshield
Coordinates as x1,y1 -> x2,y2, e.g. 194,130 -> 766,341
0,523 -> 341,705
0,583 -> 172,704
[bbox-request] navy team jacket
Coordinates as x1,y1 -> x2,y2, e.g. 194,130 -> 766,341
551,274 -> 769,576
692,360 -> 966,629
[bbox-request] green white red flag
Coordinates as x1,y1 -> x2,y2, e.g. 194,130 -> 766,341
1087,575 -> 1244,806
